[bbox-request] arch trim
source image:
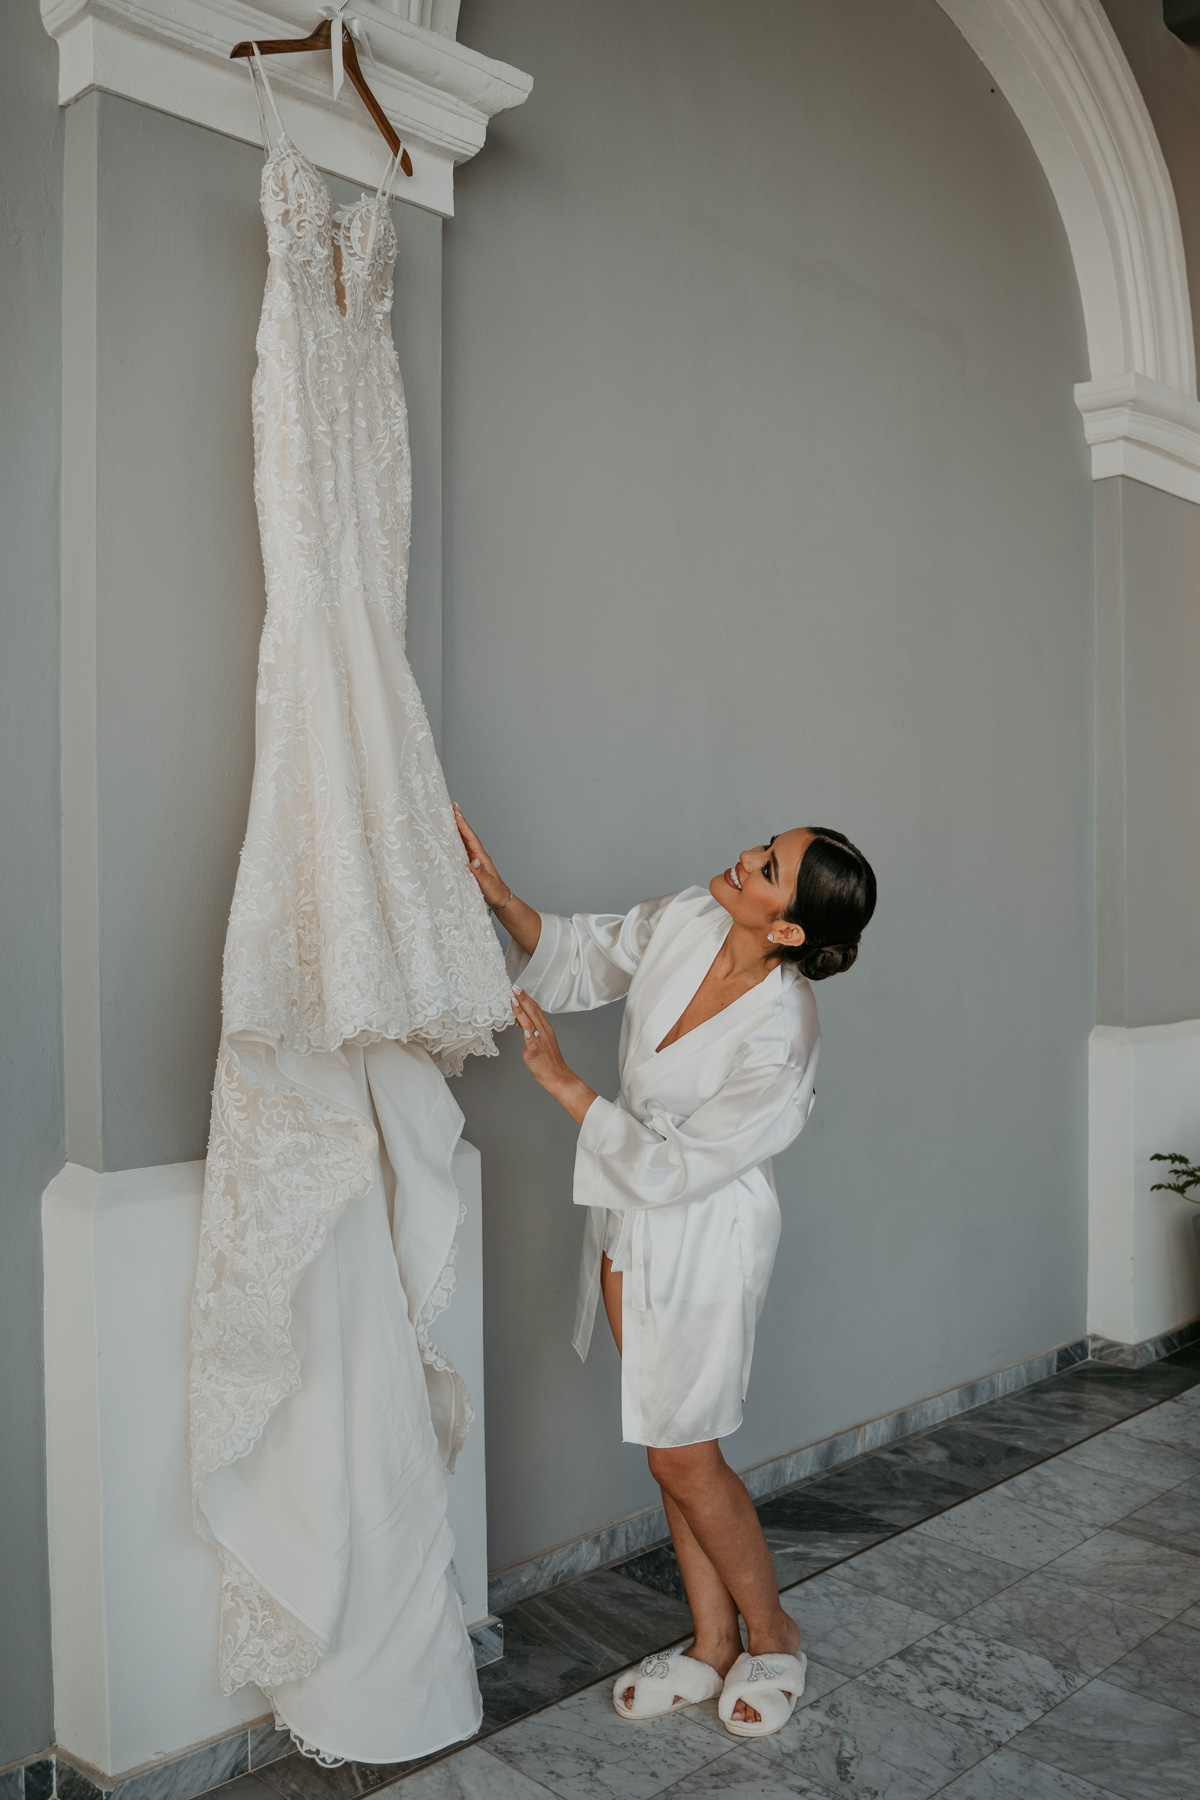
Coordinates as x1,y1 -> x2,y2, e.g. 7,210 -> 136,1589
935,0 -> 1200,497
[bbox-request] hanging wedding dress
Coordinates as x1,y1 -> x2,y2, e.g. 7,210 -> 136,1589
188,54 -> 511,1764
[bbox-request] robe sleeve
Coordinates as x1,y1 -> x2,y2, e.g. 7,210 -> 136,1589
574,1046 -> 818,1213
504,893 -> 677,1013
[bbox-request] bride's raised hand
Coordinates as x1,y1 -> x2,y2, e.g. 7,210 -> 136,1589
453,804 -> 511,911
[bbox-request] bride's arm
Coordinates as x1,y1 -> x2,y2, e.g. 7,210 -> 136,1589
454,805 -> 541,956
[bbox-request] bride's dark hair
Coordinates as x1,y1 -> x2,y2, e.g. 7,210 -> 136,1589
780,828 -> 877,981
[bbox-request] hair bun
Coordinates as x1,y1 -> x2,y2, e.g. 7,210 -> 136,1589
796,940 -> 859,982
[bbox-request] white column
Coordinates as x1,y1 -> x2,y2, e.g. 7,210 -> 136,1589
43,1148 -> 491,1777
1089,1021 -> 1200,1346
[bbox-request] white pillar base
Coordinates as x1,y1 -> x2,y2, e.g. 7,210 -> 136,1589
1088,1021 -> 1200,1347
42,1144 -> 489,1777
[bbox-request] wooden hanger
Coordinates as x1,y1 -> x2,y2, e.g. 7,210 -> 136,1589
230,19 -> 414,177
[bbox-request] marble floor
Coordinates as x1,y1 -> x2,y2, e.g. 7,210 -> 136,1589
218,1347 -> 1200,1800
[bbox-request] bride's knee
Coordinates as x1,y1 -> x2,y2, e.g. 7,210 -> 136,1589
647,1441 -> 717,1500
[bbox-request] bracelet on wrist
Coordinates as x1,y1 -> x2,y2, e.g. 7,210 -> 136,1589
492,886 -> 516,915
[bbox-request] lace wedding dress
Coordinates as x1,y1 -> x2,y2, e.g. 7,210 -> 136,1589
188,53 -> 510,1764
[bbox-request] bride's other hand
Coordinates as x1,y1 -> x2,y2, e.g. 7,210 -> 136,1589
454,804 -> 510,910
511,988 -> 598,1126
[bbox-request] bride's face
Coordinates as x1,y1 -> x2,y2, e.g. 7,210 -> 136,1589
710,829 -> 812,935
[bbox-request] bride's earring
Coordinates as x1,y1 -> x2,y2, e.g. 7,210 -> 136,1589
767,934 -> 774,942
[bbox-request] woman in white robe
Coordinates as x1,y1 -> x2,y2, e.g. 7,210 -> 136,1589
455,811 -> 876,1739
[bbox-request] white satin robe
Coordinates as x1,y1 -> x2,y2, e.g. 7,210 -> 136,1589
507,887 -> 820,1448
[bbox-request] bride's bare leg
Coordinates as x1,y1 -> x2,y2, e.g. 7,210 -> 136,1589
662,1489 -> 741,1673
601,1257 -> 796,1721
648,1441 -> 800,1725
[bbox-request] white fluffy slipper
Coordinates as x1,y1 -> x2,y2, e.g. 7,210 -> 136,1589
612,1644 -> 724,1719
717,1650 -> 808,1738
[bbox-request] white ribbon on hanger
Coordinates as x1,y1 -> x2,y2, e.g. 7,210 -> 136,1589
318,0 -> 377,98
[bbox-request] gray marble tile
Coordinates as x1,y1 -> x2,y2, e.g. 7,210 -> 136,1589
1065,1362 -> 1200,1406
249,1725 -> 296,1770
779,1573 -> 942,1676
1101,1616 -> 1200,1719
1055,1429 -> 1200,1490
110,1735 -> 250,1800
653,1745 -> 838,1798
1179,1599 -> 1200,1627
835,1530 -> 1025,1621
998,1457 -> 1163,1531
202,1782 -> 280,1800
254,1754 -> 413,1800
1041,1528 -> 1200,1618
767,1527 -> 892,1588
489,1507 -> 669,1613
958,1570 -> 1164,1677
755,1492 -> 897,1539
615,1544 -> 685,1603
469,1620 -> 504,1671
1111,1401 -> 1200,1453
802,1451 -> 979,1527
966,1391 -> 1124,1445
1010,1677 -> 1200,1800
868,1621 -> 1082,1746
484,1677 -> 724,1800
915,1491 -> 1090,1571
936,1746 -> 1127,1799
478,1568 -> 692,1732
0,1774 -> 23,1800
378,1746 -> 552,1798
1113,1475 -> 1200,1555
25,1761 -> 55,1800
872,1424 -> 1042,1493
56,1767 -> 104,1800
753,1675 -> 992,1796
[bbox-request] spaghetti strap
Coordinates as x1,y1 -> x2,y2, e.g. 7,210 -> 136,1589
246,45 -> 288,154
374,146 -> 403,206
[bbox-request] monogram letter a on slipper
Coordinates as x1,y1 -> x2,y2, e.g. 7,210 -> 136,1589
612,1644 -> 724,1719
717,1649 -> 808,1737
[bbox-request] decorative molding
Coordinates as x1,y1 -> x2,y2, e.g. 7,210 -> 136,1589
1076,370 -> 1200,500
935,1 -> 1200,499
39,0 -> 532,212
934,0 -> 1193,391
488,1335 -> 1091,1612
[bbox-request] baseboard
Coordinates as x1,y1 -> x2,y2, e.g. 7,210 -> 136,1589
1089,1318 -> 1200,1367
487,1334 -> 1096,1612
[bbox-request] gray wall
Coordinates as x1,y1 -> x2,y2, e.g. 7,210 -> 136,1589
1096,476 -> 1200,1027
65,96 -> 443,1170
0,2 -> 63,1765
443,0 -> 1097,1572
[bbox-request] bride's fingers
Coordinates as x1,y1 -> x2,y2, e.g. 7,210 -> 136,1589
453,805 -> 486,858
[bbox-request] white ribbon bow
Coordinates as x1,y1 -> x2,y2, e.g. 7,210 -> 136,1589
318,1 -> 376,98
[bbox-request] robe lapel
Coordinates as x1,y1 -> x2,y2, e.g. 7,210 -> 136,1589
624,900 -> 731,1077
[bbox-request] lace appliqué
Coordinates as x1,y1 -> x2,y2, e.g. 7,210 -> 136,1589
189,139 -> 508,1699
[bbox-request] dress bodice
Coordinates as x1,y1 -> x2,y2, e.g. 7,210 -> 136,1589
260,140 -> 398,336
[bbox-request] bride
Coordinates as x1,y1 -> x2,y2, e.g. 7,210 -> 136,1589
455,808 -> 876,1742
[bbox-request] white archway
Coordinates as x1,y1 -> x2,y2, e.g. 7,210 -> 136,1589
935,0 -> 1200,500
